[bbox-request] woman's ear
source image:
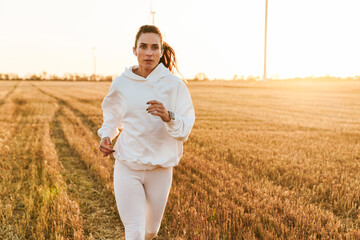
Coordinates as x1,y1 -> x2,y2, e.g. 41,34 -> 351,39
133,47 -> 137,56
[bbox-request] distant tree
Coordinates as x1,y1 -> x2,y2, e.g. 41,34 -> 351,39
98,75 -> 112,81
232,74 -> 245,81
246,75 -> 261,81
10,73 -> 19,80
30,74 -> 39,80
90,74 -> 96,81
68,74 -> 75,81
246,75 -> 255,81
194,72 -> 208,81
75,74 -> 81,81
40,71 -> 47,80
49,74 -> 60,81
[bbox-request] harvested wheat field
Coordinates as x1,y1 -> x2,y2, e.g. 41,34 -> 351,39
0,80 -> 360,239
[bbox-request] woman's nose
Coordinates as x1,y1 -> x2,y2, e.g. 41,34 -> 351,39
146,49 -> 152,55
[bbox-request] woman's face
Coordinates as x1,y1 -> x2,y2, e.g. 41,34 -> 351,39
133,33 -> 162,72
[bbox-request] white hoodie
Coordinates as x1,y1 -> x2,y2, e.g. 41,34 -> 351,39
97,63 -> 195,170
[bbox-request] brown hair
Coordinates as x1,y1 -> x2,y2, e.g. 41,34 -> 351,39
134,25 -> 186,82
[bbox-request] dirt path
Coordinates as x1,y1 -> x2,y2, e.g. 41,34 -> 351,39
51,107 -> 124,239
0,81 -> 18,106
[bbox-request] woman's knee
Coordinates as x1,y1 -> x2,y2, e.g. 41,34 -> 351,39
125,226 -> 145,240
145,230 -> 158,240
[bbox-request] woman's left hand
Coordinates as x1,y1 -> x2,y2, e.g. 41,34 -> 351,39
146,100 -> 171,122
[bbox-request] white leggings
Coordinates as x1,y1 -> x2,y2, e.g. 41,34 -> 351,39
113,160 -> 173,240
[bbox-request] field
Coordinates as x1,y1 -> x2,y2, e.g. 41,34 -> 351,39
0,80 -> 360,239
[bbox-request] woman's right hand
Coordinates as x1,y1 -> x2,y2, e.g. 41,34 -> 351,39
99,137 -> 115,157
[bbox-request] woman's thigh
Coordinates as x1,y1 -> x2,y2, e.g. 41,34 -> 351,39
143,166 -> 173,233
113,160 -> 146,236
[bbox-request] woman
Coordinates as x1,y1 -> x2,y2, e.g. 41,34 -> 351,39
98,25 -> 195,240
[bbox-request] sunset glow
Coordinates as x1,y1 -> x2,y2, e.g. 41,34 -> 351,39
1,0 -> 359,79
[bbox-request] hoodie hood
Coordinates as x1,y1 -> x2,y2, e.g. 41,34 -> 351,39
122,63 -> 172,83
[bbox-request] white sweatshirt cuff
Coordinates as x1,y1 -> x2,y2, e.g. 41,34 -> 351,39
97,128 -> 118,141
165,116 -> 181,128
164,114 -> 189,141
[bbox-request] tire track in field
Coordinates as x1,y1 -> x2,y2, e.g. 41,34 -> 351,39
0,93 -> 37,239
35,85 -> 98,135
32,85 -> 124,238
51,107 -> 124,239
0,81 -> 19,106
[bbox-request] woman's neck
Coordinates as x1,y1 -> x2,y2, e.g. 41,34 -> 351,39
133,65 -> 156,78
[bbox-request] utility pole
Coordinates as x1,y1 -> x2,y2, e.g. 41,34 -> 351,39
150,0 -> 156,25
92,46 -> 96,81
151,10 -> 156,25
263,0 -> 268,82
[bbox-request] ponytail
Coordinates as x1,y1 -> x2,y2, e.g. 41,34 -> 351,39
160,42 -> 187,85
160,42 -> 176,74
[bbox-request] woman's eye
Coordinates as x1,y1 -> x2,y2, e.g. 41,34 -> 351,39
140,45 -> 146,49
152,46 -> 159,50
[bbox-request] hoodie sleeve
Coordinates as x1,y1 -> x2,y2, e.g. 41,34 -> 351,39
97,78 -> 123,141
164,81 -> 195,141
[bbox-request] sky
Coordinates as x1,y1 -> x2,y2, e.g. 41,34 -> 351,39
1,0 -> 359,80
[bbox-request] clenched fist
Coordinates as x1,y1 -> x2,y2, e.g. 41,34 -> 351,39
99,137 -> 115,157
